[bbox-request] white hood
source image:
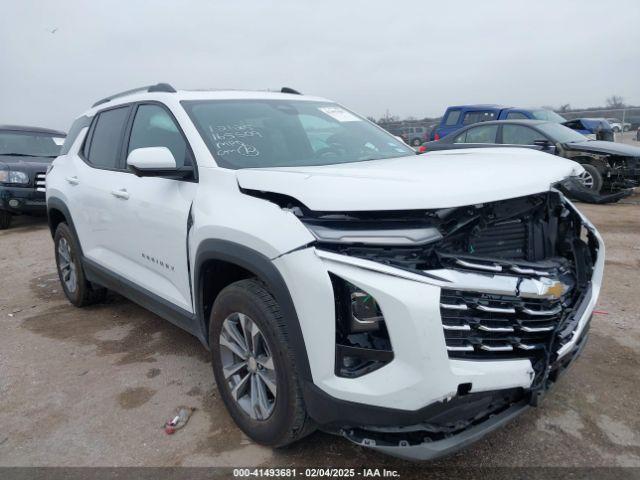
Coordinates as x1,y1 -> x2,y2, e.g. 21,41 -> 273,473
236,148 -> 583,211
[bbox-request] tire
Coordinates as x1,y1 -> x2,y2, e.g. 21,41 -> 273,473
54,222 -> 107,307
0,211 -> 12,230
411,138 -> 422,147
578,164 -> 604,193
612,126 -> 621,133
210,278 -> 314,447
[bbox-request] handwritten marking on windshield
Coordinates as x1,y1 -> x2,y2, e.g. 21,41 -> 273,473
209,124 -> 262,157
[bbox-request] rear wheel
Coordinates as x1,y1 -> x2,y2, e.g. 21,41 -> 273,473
210,279 -> 314,447
54,222 -> 107,307
411,138 -> 422,146
578,164 -> 603,193
0,211 -> 12,230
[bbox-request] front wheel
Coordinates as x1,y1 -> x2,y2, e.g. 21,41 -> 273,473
210,279 -> 314,447
54,222 -> 107,307
411,138 -> 422,147
578,164 -> 604,193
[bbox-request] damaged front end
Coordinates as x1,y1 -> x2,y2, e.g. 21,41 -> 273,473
292,190 -> 603,459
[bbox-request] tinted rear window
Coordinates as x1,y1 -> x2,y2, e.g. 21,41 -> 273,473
86,107 -> 129,169
462,111 -> 496,125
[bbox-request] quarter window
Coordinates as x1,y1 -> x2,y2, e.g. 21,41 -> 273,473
502,125 -> 545,145
127,105 -> 191,167
444,110 -> 461,126
85,107 -> 130,169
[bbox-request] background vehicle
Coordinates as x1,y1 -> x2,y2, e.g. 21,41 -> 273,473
0,125 -> 65,229
606,118 -> 631,132
562,118 -> 614,141
386,125 -> 429,146
429,105 -> 566,140
47,84 -> 602,461
420,119 -> 640,195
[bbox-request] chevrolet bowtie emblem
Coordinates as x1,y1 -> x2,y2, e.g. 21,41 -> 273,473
546,281 -> 567,299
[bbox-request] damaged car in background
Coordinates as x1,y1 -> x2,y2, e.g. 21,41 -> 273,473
49,86 -> 604,461
420,119 -> 638,202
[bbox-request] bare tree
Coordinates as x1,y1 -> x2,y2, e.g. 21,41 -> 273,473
558,103 -> 572,112
605,95 -> 625,109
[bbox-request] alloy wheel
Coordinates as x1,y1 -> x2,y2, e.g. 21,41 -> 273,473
578,170 -> 594,189
219,312 -> 277,421
57,237 -> 77,293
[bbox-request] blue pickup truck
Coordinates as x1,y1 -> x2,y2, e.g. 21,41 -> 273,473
430,105 -> 566,140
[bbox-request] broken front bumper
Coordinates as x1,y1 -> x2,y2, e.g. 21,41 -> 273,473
276,198 -> 603,461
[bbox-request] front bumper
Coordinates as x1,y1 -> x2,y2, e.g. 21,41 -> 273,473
0,185 -> 46,214
273,199 -> 603,460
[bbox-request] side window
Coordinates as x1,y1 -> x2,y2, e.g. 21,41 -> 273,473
461,124 -> 498,144
462,111 -> 496,125
85,107 -> 130,169
502,125 -> 544,145
505,112 -> 528,120
444,110 -> 461,126
127,104 -> 191,167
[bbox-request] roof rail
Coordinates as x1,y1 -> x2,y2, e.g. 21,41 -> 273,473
92,83 -> 177,108
281,87 -> 302,95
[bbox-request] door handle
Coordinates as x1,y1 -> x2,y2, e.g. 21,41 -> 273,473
65,176 -> 80,185
110,188 -> 130,200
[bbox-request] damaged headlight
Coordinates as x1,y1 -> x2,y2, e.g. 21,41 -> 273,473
330,274 -> 393,378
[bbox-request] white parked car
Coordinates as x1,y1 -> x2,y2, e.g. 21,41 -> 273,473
606,118 -> 631,133
47,84 -> 604,460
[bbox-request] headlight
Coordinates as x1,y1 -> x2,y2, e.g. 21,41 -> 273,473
0,170 -> 29,184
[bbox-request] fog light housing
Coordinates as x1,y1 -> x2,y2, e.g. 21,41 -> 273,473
330,274 -> 393,378
8,199 -> 20,208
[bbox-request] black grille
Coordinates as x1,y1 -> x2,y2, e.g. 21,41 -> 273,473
440,289 -> 577,360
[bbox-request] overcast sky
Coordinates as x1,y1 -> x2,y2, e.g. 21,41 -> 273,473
1,0 -> 638,131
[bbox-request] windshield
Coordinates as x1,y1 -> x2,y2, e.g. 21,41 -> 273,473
182,99 -> 415,169
0,131 -> 65,157
537,122 -> 589,144
531,110 -> 566,123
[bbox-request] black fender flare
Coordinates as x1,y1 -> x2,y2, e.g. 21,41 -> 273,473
47,197 -> 84,254
194,239 -> 313,382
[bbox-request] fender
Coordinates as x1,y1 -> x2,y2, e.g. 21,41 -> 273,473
194,239 -> 313,382
47,197 -> 81,248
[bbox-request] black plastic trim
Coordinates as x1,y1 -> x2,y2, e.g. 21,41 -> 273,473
194,239 -> 312,381
303,382 -> 524,428
82,257 -> 204,343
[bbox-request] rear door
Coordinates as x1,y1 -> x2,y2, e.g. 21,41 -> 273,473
70,105 -> 133,268
452,123 -> 499,146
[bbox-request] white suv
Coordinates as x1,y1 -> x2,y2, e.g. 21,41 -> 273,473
47,84 -> 604,460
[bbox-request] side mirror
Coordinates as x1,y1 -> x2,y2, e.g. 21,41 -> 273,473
127,147 -> 193,179
533,139 -> 556,154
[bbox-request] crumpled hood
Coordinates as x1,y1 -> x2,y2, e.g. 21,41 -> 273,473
236,148 -> 583,211
564,140 -> 640,157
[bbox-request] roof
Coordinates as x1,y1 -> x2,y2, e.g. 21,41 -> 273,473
87,83 -> 328,115
0,125 -> 66,136
459,119 -> 549,127
447,104 -> 512,110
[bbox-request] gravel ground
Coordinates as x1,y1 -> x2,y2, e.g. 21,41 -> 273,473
0,196 -> 639,473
